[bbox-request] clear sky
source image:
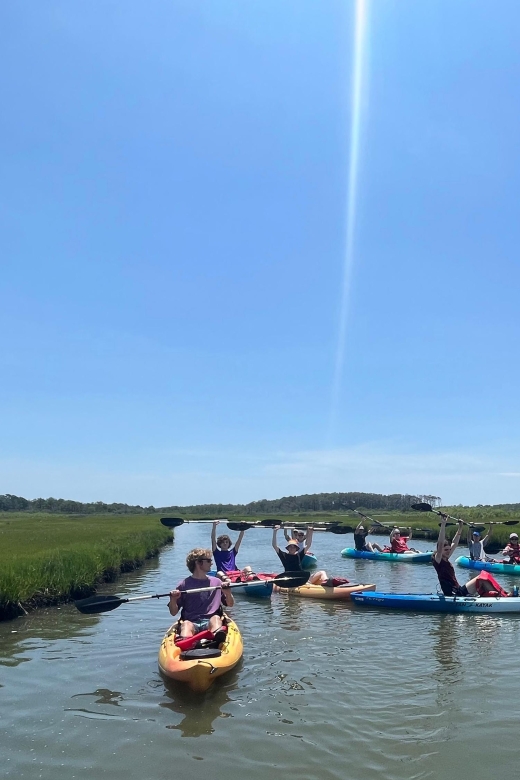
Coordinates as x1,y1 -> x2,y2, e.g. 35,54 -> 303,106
2,0 -> 520,507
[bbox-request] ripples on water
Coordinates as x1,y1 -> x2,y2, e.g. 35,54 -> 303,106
1,526 -> 519,779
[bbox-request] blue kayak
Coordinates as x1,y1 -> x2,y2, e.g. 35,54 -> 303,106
341,548 -> 432,564
456,556 -> 520,577
350,591 -> 520,613
302,553 -> 318,569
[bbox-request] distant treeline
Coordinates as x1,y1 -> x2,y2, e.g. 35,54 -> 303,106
0,491 -> 443,515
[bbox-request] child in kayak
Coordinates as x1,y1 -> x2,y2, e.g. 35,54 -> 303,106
354,521 -> 384,553
467,526 -> 492,561
385,528 -> 420,554
434,515 -> 509,597
501,533 -> 520,564
272,526 -> 314,571
212,520 -> 245,576
168,548 -> 234,638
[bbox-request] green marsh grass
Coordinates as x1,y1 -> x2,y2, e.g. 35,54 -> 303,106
0,513 -> 171,620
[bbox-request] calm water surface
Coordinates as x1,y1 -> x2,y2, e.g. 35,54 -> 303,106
1,525 -> 519,780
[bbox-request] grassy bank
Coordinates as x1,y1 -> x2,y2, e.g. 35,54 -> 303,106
0,513 -> 172,621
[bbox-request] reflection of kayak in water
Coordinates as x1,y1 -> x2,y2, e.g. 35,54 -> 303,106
350,591 -> 520,613
302,552 -> 318,568
341,548 -> 432,563
158,618 -> 243,692
275,582 -> 375,600
455,556 -> 520,577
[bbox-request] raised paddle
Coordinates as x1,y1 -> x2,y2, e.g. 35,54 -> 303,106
74,571 -> 311,615
411,502 -> 519,528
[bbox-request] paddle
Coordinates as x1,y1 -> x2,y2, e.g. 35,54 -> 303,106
160,517 -> 185,528
411,502 -> 519,528
74,571 -> 311,615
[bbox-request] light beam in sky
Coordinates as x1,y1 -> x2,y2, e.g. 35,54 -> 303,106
329,0 -> 369,439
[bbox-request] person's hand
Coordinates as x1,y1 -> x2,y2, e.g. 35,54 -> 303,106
221,578 -> 231,589
457,519 -> 464,527
439,513 -> 448,522
213,519 -> 220,526
274,525 -> 280,530
169,589 -> 180,600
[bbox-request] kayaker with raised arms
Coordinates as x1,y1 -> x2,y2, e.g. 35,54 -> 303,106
272,526 -> 314,571
433,515 -> 508,597
354,521 -> 384,553
385,528 -> 420,554
168,548 -> 234,638
467,526 -> 492,561
211,520 -> 245,576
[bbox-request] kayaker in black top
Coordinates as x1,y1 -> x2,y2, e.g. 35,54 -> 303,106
434,514 -> 508,597
272,526 -> 313,571
353,521 -> 384,553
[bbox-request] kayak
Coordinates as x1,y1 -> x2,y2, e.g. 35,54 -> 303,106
275,582 -> 376,600
350,591 -> 520,613
225,571 -> 276,599
302,553 -> 318,569
456,556 -> 520,577
341,548 -> 432,564
158,618 -> 243,692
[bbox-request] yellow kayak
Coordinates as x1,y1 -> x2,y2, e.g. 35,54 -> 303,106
275,582 -> 376,600
158,618 -> 243,693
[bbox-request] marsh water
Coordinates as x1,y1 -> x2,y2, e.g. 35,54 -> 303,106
1,524 -> 519,780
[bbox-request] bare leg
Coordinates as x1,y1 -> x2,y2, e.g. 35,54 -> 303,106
179,620 -> 197,638
208,615 -> 223,633
309,570 -> 328,585
371,542 -> 385,552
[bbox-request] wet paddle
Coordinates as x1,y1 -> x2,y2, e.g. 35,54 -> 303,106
74,571 -> 311,615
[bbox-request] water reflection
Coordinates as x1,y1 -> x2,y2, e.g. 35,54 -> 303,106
159,672 -> 240,737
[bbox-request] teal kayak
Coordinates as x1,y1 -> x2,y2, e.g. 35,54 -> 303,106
341,548 -> 432,564
302,553 -> 318,569
455,556 -> 520,577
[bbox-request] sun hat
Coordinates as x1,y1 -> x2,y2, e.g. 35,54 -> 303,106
286,539 -> 300,550
510,533 -> 519,539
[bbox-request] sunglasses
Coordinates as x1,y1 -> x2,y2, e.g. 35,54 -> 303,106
197,558 -> 212,563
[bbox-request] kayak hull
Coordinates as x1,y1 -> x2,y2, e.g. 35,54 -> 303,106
341,548 -> 432,564
456,556 -> 520,577
302,553 -> 318,569
225,571 -> 275,599
158,619 -> 243,692
275,582 -> 376,600
351,591 -> 520,613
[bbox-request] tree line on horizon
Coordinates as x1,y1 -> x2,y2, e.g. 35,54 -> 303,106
2,491 -> 442,515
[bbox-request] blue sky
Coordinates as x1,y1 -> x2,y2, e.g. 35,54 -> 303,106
2,0 -> 520,507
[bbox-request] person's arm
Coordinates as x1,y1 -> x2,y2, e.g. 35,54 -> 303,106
221,581 -> 235,608
435,515 -> 448,563
355,521 -> 364,533
450,520 -> 464,556
283,528 -> 293,542
234,530 -> 245,555
272,526 -> 280,552
481,524 -> 492,546
211,520 -> 220,552
304,526 -> 314,552
168,589 -> 181,617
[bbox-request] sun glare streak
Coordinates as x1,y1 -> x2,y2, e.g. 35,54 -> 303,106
329,0 -> 369,439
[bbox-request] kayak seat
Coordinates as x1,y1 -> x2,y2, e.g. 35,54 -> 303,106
180,648 -> 222,660
175,629 -> 214,651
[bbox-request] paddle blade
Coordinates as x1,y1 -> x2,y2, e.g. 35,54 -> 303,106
258,519 -> 280,528
227,522 -> 254,531
503,520 -> 519,526
75,595 -> 126,614
326,525 -> 353,534
273,571 -> 311,588
411,503 -> 433,512
160,517 -> 184,528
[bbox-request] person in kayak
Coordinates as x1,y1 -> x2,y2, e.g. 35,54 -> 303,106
434,515 -> 508,597
211,520 -> 245,576
272,526 -> 314,571
467,526 -> 492,561
168,548 -> 234,638
501,533 -> 520,564
354,521 -> 384,553
385,528 -> 420,554
283,527 -> 308,551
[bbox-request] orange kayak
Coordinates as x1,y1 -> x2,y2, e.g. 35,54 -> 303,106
274,582 -> 376,600
158,618 -> 243,693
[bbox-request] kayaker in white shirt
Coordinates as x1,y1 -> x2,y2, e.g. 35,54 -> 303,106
467,526 -> 492,561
